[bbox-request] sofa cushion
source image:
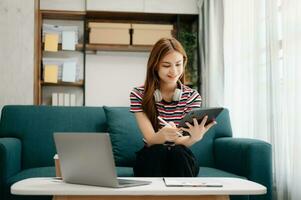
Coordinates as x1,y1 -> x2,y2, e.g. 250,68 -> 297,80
116,167 -> 134,177
6,167 -> 55,186
198,167 -> 246,179
103,107 -> 144,167
0,106 -> 108,169
115,166 -> 246,179
189,109 -> 233,168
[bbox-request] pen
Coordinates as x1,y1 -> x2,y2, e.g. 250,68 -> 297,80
157,116 -> 183,137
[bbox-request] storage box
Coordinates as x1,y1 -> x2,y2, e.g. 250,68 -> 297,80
132,24 -> 173,45
89,23 -> 131,45
40,0 -> 85,11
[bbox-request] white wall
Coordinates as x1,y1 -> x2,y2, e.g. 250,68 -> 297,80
40,0 -> 85,11
0,0 -> 35,111
85,51 -> 148,106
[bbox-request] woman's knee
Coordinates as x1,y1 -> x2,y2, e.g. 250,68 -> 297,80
170,145 -> 189,156
168,145 -> 197,165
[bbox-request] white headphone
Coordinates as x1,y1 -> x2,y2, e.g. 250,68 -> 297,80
154,87 -> 182,103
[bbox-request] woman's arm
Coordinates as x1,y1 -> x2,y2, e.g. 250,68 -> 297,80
134,112 -> 179,146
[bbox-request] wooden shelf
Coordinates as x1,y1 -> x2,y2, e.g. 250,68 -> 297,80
41,80 -> 84,87
36,9 -> 199,105
86,44 -> 152,52
42,43 -> 84,51
40,10 -> 197,23
41,10 -> 86,20
86,11 -> 198,23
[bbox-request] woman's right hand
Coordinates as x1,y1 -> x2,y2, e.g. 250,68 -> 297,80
157,122 -> 179,142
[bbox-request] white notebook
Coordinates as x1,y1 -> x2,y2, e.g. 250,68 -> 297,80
62,31 -> 76,50
163,178 -> 222,187
62,62 -> 77,82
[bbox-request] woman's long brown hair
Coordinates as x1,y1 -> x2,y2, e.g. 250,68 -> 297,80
142,38 -> 187,131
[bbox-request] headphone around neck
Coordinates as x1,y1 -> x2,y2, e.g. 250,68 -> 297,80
154,86 -> 182,103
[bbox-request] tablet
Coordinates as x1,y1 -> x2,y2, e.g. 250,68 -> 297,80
179,107 -> 224,128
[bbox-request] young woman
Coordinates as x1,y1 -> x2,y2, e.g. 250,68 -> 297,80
130,38 -> 216,177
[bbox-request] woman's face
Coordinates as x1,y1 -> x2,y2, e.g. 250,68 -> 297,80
157,51 -> 184,85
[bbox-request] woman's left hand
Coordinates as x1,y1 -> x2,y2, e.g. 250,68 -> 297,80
180,116 -> 217,142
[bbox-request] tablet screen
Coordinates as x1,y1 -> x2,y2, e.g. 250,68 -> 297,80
179,107 -> 224,128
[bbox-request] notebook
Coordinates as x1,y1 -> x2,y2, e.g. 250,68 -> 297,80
163,178 -> 223,187
54,132 -> 151,188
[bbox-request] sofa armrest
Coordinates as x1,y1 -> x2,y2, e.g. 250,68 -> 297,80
0,138 -> 21,183
214,137 -> 272,200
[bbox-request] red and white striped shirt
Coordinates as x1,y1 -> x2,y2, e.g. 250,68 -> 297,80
130,83 -> 202,128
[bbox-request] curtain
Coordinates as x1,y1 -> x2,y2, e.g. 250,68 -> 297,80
271,1 -> 301,199
197,0 -> 224,107
223,0 -> 301,199
223,0 -> 268,140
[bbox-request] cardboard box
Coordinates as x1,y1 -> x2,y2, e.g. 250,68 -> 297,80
89,22 -> 131,45
40,0 -> 85,11
132,24 -> 173,45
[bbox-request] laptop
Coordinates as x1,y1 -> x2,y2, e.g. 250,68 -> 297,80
53,132 -> 151,188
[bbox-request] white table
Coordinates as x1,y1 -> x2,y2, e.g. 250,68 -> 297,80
11,177 -> 266,200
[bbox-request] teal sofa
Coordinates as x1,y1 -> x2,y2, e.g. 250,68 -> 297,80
0,105 -> 272,200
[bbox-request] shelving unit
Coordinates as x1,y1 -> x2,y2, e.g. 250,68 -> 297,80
36,10 -> 86,106
35,8 -> 199,106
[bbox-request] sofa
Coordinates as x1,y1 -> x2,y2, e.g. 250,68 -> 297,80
0,105 -> 272,200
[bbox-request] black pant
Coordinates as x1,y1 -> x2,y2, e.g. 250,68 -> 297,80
134,144 -> 199,177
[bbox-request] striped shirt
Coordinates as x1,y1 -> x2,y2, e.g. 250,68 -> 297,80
130,83 -> 202,128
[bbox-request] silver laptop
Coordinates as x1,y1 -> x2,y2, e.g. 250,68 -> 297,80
53,132 -> 151,188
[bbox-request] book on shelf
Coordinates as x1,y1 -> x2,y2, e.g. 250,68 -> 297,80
62,61 -> 77,82
64,93 -> 70,106
52,92 -> 77,106
52,93 -> 58,106
44,33 -> 59,52
44,65 -> 58,83
70,94 -> 76,106
58,93 -> 64,106
62,31 -> 76,51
